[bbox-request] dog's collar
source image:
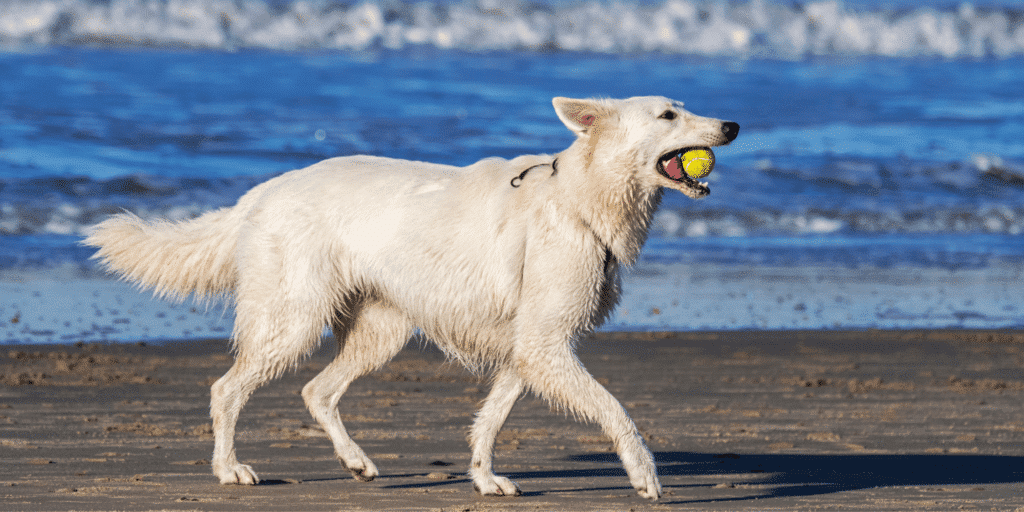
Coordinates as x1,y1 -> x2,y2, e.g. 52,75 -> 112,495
510,159 -> 558,188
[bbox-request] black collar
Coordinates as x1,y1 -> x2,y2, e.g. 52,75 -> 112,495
510,159 -> 558,188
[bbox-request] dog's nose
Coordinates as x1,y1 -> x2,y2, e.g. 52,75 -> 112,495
721,122 -> 740,142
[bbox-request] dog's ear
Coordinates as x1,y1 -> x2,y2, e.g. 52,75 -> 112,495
553,97 -> 605,137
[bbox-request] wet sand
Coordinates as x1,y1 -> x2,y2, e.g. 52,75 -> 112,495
3,329 -> 1024,511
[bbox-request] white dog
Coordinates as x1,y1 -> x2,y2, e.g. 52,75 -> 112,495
85,96 -> 738,500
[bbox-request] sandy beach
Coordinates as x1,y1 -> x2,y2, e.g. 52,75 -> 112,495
3,329 -> 1024,511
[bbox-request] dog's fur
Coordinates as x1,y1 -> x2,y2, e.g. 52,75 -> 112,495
85,96 -> 738,500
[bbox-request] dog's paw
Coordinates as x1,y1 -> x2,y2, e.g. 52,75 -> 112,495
340,454 -> 378,482
633,473 -> 662,501
626,459 -> 661,500
215,463 -> 260,485
621,442 -> 661,500
472,474 -> 522,497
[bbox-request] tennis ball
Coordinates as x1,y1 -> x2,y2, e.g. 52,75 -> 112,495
679,148 -> 715,179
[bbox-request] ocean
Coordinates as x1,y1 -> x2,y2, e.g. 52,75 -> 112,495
1,0 -> 1022,344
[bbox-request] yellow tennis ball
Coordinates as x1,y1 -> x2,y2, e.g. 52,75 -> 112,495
680,148 -> 715,179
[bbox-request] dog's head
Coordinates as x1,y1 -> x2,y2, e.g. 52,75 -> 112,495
553,96 -> 739,199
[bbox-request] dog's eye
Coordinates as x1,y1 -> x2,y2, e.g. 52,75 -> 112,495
658,110 -> 677,121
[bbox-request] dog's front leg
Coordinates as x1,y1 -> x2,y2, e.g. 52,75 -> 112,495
517,339 -> 661,500
468,369 -> 524,496
512,231 -> 661,500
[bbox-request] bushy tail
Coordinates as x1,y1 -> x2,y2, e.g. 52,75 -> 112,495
83,208 -> 240,301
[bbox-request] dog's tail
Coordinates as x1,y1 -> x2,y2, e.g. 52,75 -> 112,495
83,208 -> 240,302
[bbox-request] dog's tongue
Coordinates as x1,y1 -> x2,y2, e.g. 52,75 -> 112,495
662,155 -> 684,180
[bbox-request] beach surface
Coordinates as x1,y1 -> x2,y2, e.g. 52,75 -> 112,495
3,330 -> 1024,511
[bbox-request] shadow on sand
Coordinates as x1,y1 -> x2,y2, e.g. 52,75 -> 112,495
384,451 -> 1024,503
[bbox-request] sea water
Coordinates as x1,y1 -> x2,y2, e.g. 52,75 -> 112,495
1,0 -> 1022,343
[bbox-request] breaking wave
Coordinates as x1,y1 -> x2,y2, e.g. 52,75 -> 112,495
1,0 -> 1023,59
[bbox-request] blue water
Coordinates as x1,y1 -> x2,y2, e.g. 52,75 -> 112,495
1,0 -> 1023,343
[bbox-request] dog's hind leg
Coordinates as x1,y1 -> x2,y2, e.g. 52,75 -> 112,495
301,301 -> 412,482
207,317 -> 319,485
210,309 -> 326,485
468,369 -> 524,496
210,359 -> 269,485
210,243 -> 335,485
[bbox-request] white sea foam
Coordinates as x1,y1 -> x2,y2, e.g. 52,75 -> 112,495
1,0 -> 1022,58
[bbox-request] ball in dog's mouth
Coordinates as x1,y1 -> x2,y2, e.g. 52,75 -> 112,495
657,147 -> 713,198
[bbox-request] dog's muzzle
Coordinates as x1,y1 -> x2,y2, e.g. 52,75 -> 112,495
655,121 -> 739,199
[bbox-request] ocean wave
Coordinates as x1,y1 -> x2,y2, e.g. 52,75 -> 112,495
2,158 -> 1023,240
0,173 -> 266,237
652,155 -> 1024,238
6,195 -> 1022,239
0,0 -> 1022,58
651,205 -> 1024,239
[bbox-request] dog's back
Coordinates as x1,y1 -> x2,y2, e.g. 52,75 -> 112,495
87,152 -> 558,360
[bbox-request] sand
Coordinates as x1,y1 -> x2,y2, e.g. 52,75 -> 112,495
3,329 -> 1024,511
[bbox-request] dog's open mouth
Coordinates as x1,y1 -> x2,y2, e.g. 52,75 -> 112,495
657,147 -> 711,198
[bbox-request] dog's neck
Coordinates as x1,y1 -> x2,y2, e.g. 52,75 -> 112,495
554,147 -> 663,266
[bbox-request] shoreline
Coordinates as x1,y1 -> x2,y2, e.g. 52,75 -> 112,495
5,261 -> 1024,345
3,329 -> 1024,510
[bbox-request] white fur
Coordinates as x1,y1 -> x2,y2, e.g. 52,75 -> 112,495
84,96 -> 738,500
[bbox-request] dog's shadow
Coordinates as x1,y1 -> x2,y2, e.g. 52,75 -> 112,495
383,451 -> 1024,503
